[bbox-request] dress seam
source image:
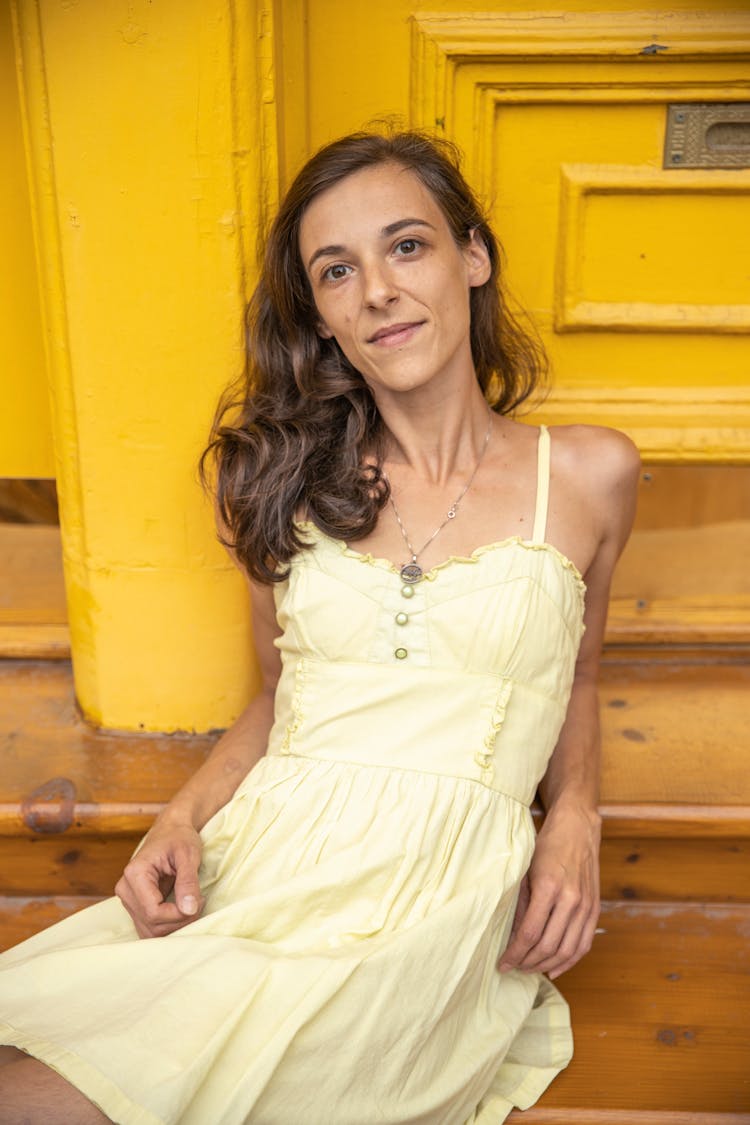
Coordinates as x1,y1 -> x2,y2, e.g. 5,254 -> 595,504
268,749 -> 532,807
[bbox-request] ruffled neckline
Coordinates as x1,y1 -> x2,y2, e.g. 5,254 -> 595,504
295,520 -> 586,593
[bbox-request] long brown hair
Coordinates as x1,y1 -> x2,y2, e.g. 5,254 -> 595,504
200,130 -> 548,583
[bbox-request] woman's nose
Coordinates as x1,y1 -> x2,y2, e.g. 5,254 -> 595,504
362,261 -> 398,308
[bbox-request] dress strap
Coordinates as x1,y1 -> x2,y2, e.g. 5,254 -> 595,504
531,425 -> 551,544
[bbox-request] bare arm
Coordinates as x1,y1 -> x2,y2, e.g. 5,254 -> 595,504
116,578 -> 282,938
499,426 -> 640,979
150,581 -> 281,832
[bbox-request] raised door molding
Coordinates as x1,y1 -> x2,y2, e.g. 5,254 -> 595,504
410,11 -> 750,461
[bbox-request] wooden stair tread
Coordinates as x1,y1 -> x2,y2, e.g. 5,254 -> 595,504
0,895 -> 104,952
3,820 -> 747,906
1,898 -> 747,1118
1,659 -> 748,910
0,524 -> 67,623
0,660 -> 212,836
509,902 -> 750,1118
508,1112 -> 749,1123
606,596 -> 750,645
603,466 -> 750,646
612,520 -> 750,602
0,623 -> 70,660
5,511 -> 750,660
1,659 -> 748,837
598,659 -> 750,807
0,524 -> 70,658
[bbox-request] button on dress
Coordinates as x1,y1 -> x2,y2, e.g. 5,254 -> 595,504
0,425 -> 586,1124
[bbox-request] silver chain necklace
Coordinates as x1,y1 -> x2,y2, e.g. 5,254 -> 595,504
388,408 -> 493,585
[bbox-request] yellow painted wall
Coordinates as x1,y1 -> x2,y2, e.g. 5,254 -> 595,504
7,1 -> 750,730
0,0 -> 52,477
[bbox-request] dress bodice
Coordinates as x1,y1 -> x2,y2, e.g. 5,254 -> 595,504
267,427 -> 587,808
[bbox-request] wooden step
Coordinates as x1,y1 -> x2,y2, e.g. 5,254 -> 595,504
1,657 -> 746,1116
508,902 -> 750,1120
0,657 -> 748,930
0,652 -> 748,954
1,656 -> 748,826
0,894 -> 103,952
2,898 -> 747,1120
0,523 -> 69,658
3,464 -> 749,665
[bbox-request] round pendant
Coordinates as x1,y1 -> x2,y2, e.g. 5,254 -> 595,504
400,562 -> 423,584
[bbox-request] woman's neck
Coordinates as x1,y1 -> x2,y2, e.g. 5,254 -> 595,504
374,383 -> 494,488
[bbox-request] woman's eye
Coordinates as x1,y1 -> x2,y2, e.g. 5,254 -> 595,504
322,263 -> 351,282
395,239 -> 420,256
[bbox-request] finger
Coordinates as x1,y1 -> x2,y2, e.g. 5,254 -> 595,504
137,914 -> 197,940
119,861 -> 190,931
172,844 -> 204,917
118,888 -> 192,939
518,879 -> 591,971
124,863 -> 173,915
515,895 -> 580,972
548,895 -> 602,976
498,880 -> 557,970
532,906 -> 588,975
508,874 -> 530,942
541,900 -> 602,981
119,882 -> 187,932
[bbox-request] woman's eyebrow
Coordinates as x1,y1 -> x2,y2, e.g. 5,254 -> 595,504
308,243 -> 346,271
307,219 -> 436,272
381,218 -> 436,237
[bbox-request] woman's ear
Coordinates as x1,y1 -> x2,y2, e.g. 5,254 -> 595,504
464,228 -> 492,289
316,319 -> 334,340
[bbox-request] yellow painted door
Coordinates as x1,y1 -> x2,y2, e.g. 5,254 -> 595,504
276,0 -> 750,460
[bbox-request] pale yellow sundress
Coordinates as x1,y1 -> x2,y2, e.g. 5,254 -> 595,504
0,425 -> 585,1124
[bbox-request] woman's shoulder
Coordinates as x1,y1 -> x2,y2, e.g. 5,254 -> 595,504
547,422 -> 640,488
546,423 -> 640,549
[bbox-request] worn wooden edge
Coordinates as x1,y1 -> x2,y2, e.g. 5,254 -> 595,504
0,894 -> 105,953
0,624 -> 71,659
0,894 -> 104,916
606,623 -> 750,646
0,801 -> 747,839
0,803 -> 164,837
539,803 -> 750,839
600,642 -> 750,665
597,804 -> 750,838
2,621 -> 747,658
507,1110 -> 750,1124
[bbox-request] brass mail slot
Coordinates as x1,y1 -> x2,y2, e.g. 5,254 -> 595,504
664,103 -> 750,169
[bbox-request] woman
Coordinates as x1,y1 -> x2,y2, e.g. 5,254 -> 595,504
0,130 -> 639,1123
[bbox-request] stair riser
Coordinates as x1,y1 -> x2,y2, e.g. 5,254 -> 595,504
2,834 -> 748,903
599,836 -> 750,902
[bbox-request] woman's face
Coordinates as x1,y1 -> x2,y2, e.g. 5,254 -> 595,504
298,162 -> 490,403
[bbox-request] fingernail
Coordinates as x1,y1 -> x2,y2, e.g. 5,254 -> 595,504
181,895 -> 198,915
498,962 -> 511,972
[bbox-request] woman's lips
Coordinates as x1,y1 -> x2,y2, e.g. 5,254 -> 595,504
368,322 -> 424,347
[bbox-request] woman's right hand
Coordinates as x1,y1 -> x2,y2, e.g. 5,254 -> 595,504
115,819 -> 205,938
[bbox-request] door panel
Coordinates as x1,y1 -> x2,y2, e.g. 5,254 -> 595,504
410,9 -> 750,457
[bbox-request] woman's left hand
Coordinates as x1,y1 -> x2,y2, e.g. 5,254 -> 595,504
497,801 -> 601,980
